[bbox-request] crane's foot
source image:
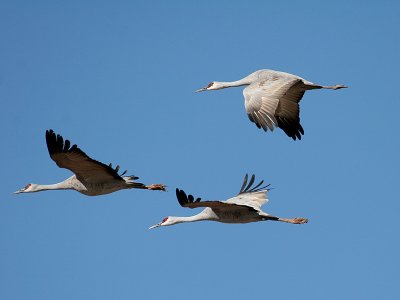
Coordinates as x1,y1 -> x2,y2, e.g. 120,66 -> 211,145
290,217 -> 308,224
322,84 -> 348,90
279,217 -> 308,224
332,84 -> 348,90
146,184 -> 167,191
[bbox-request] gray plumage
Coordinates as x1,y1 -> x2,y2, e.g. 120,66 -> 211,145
14,130 -> 166,196
149,174 -> 308,228
196,69 -> 347,140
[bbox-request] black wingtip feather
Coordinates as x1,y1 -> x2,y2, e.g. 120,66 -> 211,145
239,174 -> 271,194
44,129 -> 128,180
46,129 -> 77,158
276,117 -> 304,141
176,188 -> 201,207
239,174 -> 248,194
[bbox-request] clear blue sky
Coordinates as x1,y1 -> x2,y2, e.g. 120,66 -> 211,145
1,1 -> 399,299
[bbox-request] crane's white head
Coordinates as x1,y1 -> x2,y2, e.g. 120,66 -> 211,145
14,183 -> 39,194
195,81 -> 225,92
149,216 -> 180,229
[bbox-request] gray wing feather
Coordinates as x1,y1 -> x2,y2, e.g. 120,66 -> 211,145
176,174 -> 271,212
244,77 -> 306,140
175,188 -> 250,212
46,130 -> 126,183
227,174 -> 271,210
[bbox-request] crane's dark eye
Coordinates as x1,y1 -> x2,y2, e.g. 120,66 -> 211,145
162,217 -> 169,223
207,82 -> 214,88
24,184 -> 31,190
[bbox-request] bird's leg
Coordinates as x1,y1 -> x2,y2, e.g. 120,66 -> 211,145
304,82 -> 348,90
145,184 -> 167,191
277,217 -> 309,224
321,84 -> 348,90
261,215 -> 308,224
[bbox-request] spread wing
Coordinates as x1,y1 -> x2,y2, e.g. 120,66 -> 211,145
175,174 -> 271,213
225,174 -> 271,211
175,188 -> 256,213
244,77 -> 306,140
46,129 -> 126,183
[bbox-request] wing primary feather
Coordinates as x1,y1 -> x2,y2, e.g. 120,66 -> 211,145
176,188 -> 203,207
239,174 -> 249,194
250,182 -> 271,192
64,139 -> 70,151
249,179 -> 264,191
56,134 -> 63,151
244,174 -> 256,192
299,124 -> 304,135
45,130 -> 55,156
238,174 -> 272,194
176,188 -> 187,207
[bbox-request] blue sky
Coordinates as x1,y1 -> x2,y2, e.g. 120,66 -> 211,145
1,1 -> 399,299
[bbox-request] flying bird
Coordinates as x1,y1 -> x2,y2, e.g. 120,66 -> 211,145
149,174 -> 308,229
196,69 -> 347,140
14,130 -> 166,196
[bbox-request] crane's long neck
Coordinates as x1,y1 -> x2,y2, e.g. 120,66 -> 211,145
32,178 -> 74,192
171,211 -> 213,225
217,78 -> 252,88
37,183 -> 72,191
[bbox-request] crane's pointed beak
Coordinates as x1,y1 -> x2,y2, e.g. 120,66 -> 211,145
195,87 -> 207,93
149,223 -> 161,230
13,190 -> 22,194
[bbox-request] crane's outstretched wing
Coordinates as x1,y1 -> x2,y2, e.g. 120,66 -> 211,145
176,174 -> 270,213
175,188 -> 258,213
244,78 -> 305,140
225,174 -> 271,210
46,129 -> 129,183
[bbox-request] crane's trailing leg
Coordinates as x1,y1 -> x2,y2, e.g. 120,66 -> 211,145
304,82 -> 348,90
145,184 -> 167,191
277,217 -> 308,224
261,215 -> 308,224
321,84 -> 348,90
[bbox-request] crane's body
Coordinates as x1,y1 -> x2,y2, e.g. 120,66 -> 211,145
14,130 -> 166,196
196,69 -> 347,140
21,175 -> 149,196
149,174 -> 308,229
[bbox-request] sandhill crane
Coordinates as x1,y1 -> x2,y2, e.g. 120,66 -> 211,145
196,69 -> 347,140
149,174 -> 308,228
14,130 -> 166,196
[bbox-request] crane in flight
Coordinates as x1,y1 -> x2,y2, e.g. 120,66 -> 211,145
149,174 -> 308,229
196,69 -> 347,140
14,129 -> 166,196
